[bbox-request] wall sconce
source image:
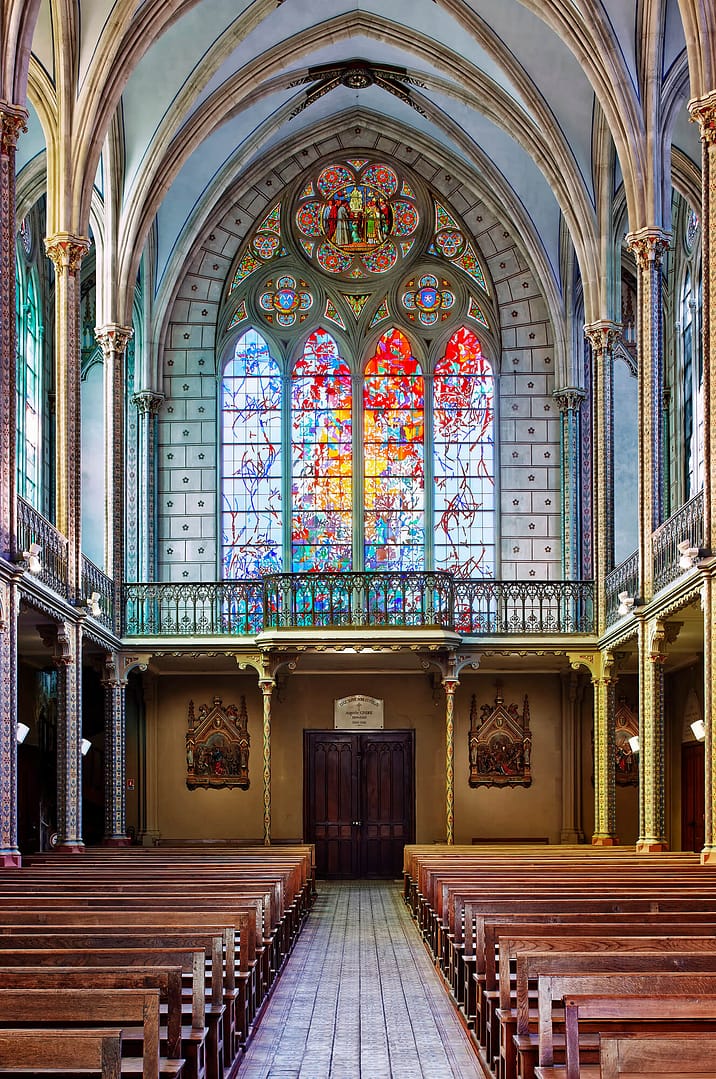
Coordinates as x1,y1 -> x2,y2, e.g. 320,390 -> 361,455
628,735 -> 640,754
690,719 -> 706,742
16,722 -> 30,744
617,591 -> 638,617
81,738 -> 92,756
678,540 -> 709,570
21,543 -> 42,575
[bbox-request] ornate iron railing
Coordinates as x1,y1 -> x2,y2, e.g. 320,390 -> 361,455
16,496 -> 69,597
123,575 -> 595,637
605,551 -> 638,626
80,556 -> 115,632
652,490 -> 704,592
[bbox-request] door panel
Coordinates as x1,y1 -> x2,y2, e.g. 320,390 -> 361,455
304,730 -> 415,878
681,741 -> 705,852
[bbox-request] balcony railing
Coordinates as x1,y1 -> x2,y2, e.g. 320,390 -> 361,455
16,497 -> 69,597
605,551 -> 638,627
652,491 -> 704,592
80,555 -> 115,632
123,575 -> 595,638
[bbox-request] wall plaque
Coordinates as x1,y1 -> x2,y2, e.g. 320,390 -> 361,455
334,694 -> 384,730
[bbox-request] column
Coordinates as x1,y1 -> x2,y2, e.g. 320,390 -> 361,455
0,573 -> 22,865
0,102 -> 27,561
636,617 -> 669,853
102,654 -> 130,846
42,619 -> 84,852
132,391 -> 164,580
443,678 -> 459,844
584,322 -> 619,633
96,326 -> 133,628
44,234 -> 90,596
559,668 -> 584,844
260,679 -> 274,845
553,388 -> 586,580
140,670 -> 160,846
689,92 -> 716,865
591,651 -> 618,845
626,229 -> 670,601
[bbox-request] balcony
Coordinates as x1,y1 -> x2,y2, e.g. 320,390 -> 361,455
123,575 -> 595,639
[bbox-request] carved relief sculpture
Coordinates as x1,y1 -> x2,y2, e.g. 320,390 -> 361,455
614,695 -> 639,786
186,696 -> 250,790
468,684 -> 532,788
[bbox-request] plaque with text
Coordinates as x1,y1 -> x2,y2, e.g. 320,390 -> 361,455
334,694 -> 384,730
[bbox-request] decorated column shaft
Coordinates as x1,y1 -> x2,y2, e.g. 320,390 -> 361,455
96,326 -> 133,630
0,574 -> 22,864
689,92 -> 716,865
260,679 -> 274,845
132,392 -> 164,581
636,617 -> 670,853
626,230 -> 670,601
591,653 -> 617,845
553,388 -> 587,581
443,678 -> 459,844
102,655 -> 129,845
50,619 -> 85,852
584,323 -> 619,633
44,235 -> 90,596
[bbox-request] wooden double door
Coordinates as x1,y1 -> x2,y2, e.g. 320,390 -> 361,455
304,730 -> 415,879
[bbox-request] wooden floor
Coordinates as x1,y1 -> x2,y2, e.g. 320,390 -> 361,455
237,880 -> 483,1079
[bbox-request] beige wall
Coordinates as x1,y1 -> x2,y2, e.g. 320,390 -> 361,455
142,668 -> 567,846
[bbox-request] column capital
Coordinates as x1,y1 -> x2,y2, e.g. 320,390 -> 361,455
44,233 -> 90,275
583,320 -> 621,353
689,90 -> 716,142
132,390 -> 164,416
441,677 -> 459,694
0,103 -> 28,153
648,618 -> 682,664
95,324 -> 133,358
553,386 -> 587,412
626,228 -> 671,270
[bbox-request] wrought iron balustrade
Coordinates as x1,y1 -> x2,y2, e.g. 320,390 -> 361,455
652,491 -> 704,592
123,574 -> 595,637
605,551 -> 638,626
80,556 -> 115,632
16,497 -> 69,597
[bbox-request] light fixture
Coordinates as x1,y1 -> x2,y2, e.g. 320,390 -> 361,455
85,592 -> 102,618
617,591 -> 636,617
21,543 -> 42,575
628,735 -> 640,754
678,540 -> 700,570
16,722 -> 30,744
691,719 -> 706,742
81,738 -> 92,756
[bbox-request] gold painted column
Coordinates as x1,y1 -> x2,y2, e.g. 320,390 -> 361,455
443,677 -> 459,844
260,679 -> 274,845
96,326 -> 133,630
102,654 -> 130,846
689,92 -> 716,865
44,234 -> 90,596
591,652 -> 618,845
584,323 -> 619,633
636,617 -> 670,853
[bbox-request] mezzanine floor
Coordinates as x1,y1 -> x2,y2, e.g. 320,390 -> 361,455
237,880 -> 483,1079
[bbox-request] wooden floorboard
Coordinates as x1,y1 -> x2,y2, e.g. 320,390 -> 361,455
237,880 -> 483,1079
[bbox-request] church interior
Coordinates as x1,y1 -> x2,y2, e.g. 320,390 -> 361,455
1,0 -> 716,877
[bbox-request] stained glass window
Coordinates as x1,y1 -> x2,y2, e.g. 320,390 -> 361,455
364,328 -> 425,570
291,329 -> 353,571
221,330 -> 283,577
433,327 -> 494,576
16,262 -> 42,508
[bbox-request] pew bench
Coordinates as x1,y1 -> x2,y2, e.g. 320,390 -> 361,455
0,1027 -> 124,1077
598,1032 -> 716,1078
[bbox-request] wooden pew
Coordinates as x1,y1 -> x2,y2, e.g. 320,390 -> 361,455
598,1032 -> 716,1078
0,1027 -> 123,1077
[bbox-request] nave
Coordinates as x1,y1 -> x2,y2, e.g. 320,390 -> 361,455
237,881 -> 482,1079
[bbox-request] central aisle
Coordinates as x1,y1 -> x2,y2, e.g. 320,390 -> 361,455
237,880 -> 484,1079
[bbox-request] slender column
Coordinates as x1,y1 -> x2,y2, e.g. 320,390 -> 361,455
0,103 -> 27,561
636,617 -> 670,853
689,92 -> 716,865
553,388 -> 587,580
591,651 -> 618,845
132,391 -> 164,580
140,671 -> 160,846
559,668 -> 584,844
443,678 -> 459,844
626,229 -> 670,601
101,655 -> 130,845
584,323 -> 619,633
96,326 -> 133,629
0,573 -> 22,865
42,619 -> 84,852
44,235 -> 90,596
260,679 -> 274,845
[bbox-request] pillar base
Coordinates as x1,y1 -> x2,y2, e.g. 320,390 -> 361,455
636,839 -> 668,853
560,830 -> 585,844
591,834 -> 619,846
54,842 -> 85,854
700,847 -> 716,866
102,836 -> 132,847
0,852 -> 22,867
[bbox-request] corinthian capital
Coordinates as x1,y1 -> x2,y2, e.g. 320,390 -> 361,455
584,320 -> 621,355
95,324 -> 134,358
0,102 -> 28,154
626,228 -> 670,270
132,390 -> 164,416
44,233 -> 90,275
553,386 -> 587,412
689,90 -> 716,144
